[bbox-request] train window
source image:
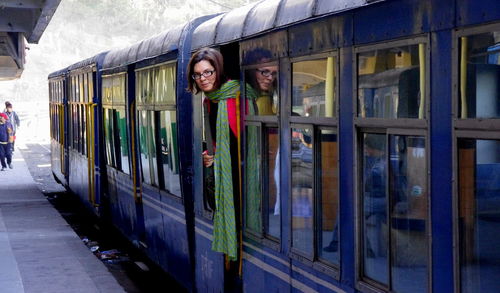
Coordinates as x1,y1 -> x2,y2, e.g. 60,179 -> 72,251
159,110 -> 180,196
243,49 -> 281,242
292,57 -> 337,118
458,30 -> 500,119
103,108 -> 114,167
358,43 -> 426,119
244,62 -> 279,116
291,126 -> 314,257
458,138 -> 500,292
116,108 -> 130,174
318,129 -> 339,265
360,133 -> 428,292
136,63 -> 179,195
138,110 -> 158,186
82,104 -> 86,155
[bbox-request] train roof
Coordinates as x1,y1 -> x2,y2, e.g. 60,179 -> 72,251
48,67 -> 68,79
192,0 -> 382,49
102,15 -> 217,71
67,52 -> 108,72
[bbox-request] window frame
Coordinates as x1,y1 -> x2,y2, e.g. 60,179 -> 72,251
452,22 -> 500,293
353,36 -> 431,293
286,52 -> 341,272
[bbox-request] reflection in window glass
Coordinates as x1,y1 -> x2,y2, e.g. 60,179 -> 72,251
292,57 -> 336,118
318,130 -> 339,265
358,44 -> 426,119
139,111 -> 157,186
459,31 -> 500,119
362,133 -> 388,284
116,108 -> 129,174
291,127 -> 313,255
245,64 -> 279,116
266,127 -> 280,239
159,110 -> 180,196
459,139 -> 500,292
361,133 -> 428,292
245,124 -> 262,234
390,136 -> 427,293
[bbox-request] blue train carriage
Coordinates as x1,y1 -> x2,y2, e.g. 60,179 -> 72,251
190,0 -> 500,292
49,67 -> 69,186
62,53 -> 108,214
99,15 -> 215,291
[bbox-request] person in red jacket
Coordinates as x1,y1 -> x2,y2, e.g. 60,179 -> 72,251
0,113 -> 13,170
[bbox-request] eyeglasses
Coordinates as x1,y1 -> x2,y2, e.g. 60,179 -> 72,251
192,70 -> 215,80
257,69 -> 278,78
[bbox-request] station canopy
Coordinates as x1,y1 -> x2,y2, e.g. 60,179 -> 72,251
0,0 -> 61,80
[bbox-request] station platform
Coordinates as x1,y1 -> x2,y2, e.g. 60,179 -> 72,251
0,148 -> 125,293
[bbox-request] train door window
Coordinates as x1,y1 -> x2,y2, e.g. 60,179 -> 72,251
355,38 -> 429,292
289,54 -> 339,266
138,110 -> 158,186
243,57 -> 280,241
455,24 -> 500,293
103,108 -> 114,167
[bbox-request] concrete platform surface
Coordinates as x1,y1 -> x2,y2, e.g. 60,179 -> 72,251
0,149 -> 125,293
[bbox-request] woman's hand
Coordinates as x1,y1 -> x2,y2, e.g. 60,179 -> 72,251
203,151 -> 214,167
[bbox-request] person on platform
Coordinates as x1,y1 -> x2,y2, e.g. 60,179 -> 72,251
0,113 -> 14,171
4,101 -> 20,151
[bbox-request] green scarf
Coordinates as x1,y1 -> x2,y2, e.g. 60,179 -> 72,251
244,85 -> 262,232
205,80 -> 240,260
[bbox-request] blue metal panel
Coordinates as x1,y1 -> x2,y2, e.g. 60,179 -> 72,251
215,4 -> 259,44
243,0 -> 281,37
315,0 -> 367,16
353,0 -> 431,45
430,30 -> 454,293
275,0 -> 314,27
191,14 -> 224,50
288,15 -> 352,56
456,0 -> 500,27
338,47 -> 356,288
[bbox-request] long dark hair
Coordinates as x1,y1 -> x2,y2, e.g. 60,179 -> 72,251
187,47 -> 227,93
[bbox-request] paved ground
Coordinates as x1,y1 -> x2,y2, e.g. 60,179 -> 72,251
0,147 -> 125,293
0,144 -> 186,293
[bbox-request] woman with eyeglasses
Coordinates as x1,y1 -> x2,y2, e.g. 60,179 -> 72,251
187,47 -> 242,269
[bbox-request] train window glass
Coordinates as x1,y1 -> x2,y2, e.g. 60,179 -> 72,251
159,110 -> 180,196
113,75 -> 126,104
245,124 -> 262,234
360,133 -> 428,292
73,104 -> 78,150
104,108 -> 114,166
458,139 -> 500,292
139,110 -> 158,186
82,104 -> 86,155
291,126 -> 314,256
318,129 -> 339,265
458,31 -> 500,119
292,57 -> 337,118
116,108 -> 129,174
244,62 -> 279,116
358,44 -> 426,119
83,73 -> 88,103
88,72 -> 93,101
265,127 -> 280,239
164,65 -> 176,104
